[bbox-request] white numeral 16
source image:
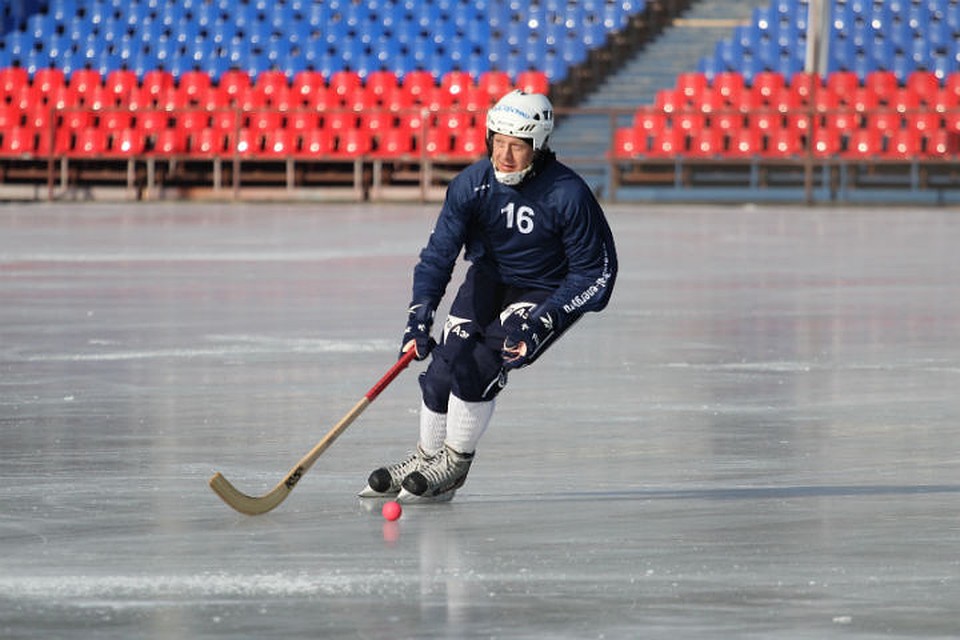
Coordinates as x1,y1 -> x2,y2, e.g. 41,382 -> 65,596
501,202 -> 536,234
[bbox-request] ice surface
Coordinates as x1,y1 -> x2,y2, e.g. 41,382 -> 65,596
1,202 -> 959,639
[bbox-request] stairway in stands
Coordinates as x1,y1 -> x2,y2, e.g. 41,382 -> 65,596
553,0 -> 772,195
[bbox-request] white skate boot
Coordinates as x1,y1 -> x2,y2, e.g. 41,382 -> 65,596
397,444 -> 474,503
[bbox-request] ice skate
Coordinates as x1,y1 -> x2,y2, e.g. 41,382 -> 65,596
358,445 -> 435,498
397,445 -> 473,503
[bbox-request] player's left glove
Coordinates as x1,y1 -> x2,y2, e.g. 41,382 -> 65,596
502,308 -> 556,370
400,302 -> 436,360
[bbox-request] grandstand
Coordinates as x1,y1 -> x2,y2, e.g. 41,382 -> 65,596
0,0 -> 959,203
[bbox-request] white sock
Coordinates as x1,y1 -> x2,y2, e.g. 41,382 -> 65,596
418,401 -> 447,456
444,395 -> 495,454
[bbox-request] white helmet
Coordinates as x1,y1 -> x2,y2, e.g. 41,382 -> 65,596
485,90 -> 554,150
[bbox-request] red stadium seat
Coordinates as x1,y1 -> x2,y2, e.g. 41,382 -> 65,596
451,126 -> 486,158
402,70 -> 438,105
112,128 -> 145,155
178,70 -> 214,108
926,129 -> 960,157
726,128 -> 762,157
890,87 -> 921,114
373,128 -> 415,157
218,70 -> 253,107
136,110 -> 172,135
365,70 -> 400,109
788,71 -> 822,105
247,109 -> 283,133
826,71 -> 859,97
0,126 -> 37,155
848,87 -> 879,113
712,72 -> 745,104
252,70 -> 290,107
750,71 -> 786,104
865,109 -> 902,135
688,128 -> 724,157
336,128 -> 372,157
647,128 -> 685,156
675,72 -> 708,103
906,71 -> 940,106
33,68 -> 66,97
633,108 -> 666,136
287,110 -> 322,132
422,127 -> 452,155
99,110 -> 134,131
262,129 -> 297,156
822,109 -> 860,133
478,71 -> 512,102
329,70 -> 363,105
175,109 -> 211,134
291,71 -> 327,108
441,70 -> 474,104
70,127 -> 107,157
151,128 -> 187,155
0,104 -> 20,129
864,70 -> 899,103
68,69 -> 103,105
884,128 -> 922,158
298,128 -> 334,156
104,69 -> 138,107
654,88 -> 682,114
612,127 -> 640,158
843,129 -> 883,157
191,128 -> 229,156
764,128 -> 802,157
905,111 -> 942,135
0,67 -> 29,102
141,70 -> 176,106
515,71 -> 548,95
810,127 -> 841,156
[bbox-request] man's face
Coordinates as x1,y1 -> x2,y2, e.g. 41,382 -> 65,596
490,133 -> 535,174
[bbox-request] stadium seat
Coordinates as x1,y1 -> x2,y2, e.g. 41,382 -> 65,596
262,129 -> 297,156
112,128 -> 146,155
613,126 -> 640,158
71,127 -> 108,157
0,127 -> 37,155
647,128 -> 685,156
34,68 -> 67,97
104,70 -> 138,107
336,128 -> 372,157
843,128 -> 883,158
299,128 -> 335,156
478,70 -> 513,102
0,104 -> 20,130
864,70 -> 899,103
811,127 -> 841,156
100,110 -> 135,131
373,127 -> 415,157
751,71 -> 787,104
906,70 -> 941,105
515,71 -> 548,95
178,70 -> 214,108
764,127 -> 802,157
191,128 -> 229,156
884,128 -> 922,158
688,128 -> 724,157
450,126 -> 487,158
726,128 -> 762,157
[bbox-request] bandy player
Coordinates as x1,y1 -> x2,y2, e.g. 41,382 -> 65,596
360,90 -> 618,503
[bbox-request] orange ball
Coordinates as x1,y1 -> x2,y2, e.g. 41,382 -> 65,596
382,501 -> 402,521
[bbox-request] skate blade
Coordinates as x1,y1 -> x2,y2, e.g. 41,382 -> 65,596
396,488 -> 456,504
357,484 -> 400,498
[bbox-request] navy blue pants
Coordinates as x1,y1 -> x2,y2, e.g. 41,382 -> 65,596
419,264 -> 567,413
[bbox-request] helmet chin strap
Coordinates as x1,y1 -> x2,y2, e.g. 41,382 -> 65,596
493,162 -> 534,185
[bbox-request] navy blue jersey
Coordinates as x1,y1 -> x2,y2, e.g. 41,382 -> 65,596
412,155 -> 617,330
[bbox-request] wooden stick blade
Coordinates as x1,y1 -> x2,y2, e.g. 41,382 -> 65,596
208,471 -> 293,516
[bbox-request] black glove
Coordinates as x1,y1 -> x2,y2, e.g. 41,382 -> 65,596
502,307 -> 555,370
400,302 -> 436,360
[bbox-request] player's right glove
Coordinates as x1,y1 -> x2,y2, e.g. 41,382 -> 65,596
400,302 -> 436,360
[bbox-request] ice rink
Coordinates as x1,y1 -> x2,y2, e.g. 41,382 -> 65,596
1,200 -> 958,639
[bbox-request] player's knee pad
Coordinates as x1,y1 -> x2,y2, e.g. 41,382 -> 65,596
450,343 -> 507,402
